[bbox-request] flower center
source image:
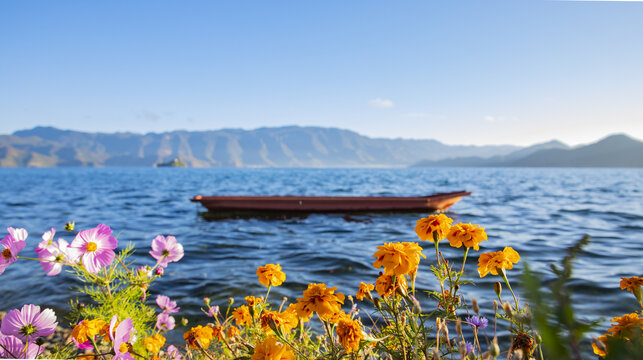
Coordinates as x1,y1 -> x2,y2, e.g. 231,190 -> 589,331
55,254 -> 65,262
119,342 -> 129,353
1,248 -> 11,259
20,324 -> 37,336
162,250 -> 170,257
86,242 -> 98,252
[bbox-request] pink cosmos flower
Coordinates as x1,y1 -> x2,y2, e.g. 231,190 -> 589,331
155,313 -> 176,331
109,315 -> 135,360
0,228 -> 27,275
68,224 -> 117,274
35,227 -> 56,254
38,239 -> 72,276
0,333 -> 42,359
0,304 -> 57,342
156,295 -> 180,314
149,235 -> 184,268
136,265 -> 153,279
166,345 -> 183,360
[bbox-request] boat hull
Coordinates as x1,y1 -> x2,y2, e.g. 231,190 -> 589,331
191,191 -> 470,213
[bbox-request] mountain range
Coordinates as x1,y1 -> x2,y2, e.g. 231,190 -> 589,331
0,126 -> 640,168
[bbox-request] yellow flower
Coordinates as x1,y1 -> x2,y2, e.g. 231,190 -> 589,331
477,247 -> 520,277
260,309 -> 299,334
607,313 -> 643,337
375,273 -> 408,298
620,276 -> 643,293
294,283 -> 345,321
372,242 -> 425,276
415,214 -> 453,242
447,223 -> 487,251
183,325 -> 214,349
226,325 -> 240,339
592,334 -> 609,357
245,295 -> 265,307
232,305 -> 253,327
285,303 -> 310,322
212,325 -> 225,342
327,310 -> 349,325
143,333 -> 165,354
336,318 -> 364,354
251,336 -> 296,360
356,282 -> 374,301
257,264 -> 286,287
71,318 -> 107,344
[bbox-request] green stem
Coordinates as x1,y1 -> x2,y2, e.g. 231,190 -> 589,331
498,268 -> 519,309
89,336 -> 107,360
265,284 -> 272,303
434,241 -> 446,308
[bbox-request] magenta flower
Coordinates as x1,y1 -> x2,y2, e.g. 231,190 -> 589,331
167,345 -> 183,360
156,295 -> 180,314
35,227 -> 56,254
207,305 -> 219,318
0,229 -> 27,275
0,304 -> 57,342
68,224 -> 117,274
156,313 -> 176,331
108,315 -> 135,360
0,333 -> 42,359
466,315 -> 488,330
38,239 -> 72,276
155,267 -> 164,276
149,235 -> 184,268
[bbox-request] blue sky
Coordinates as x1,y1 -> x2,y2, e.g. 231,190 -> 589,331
1,0 -> 642,146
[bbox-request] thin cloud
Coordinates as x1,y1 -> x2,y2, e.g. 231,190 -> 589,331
485,115 -> 496,123
404,112 -> 428,118
369,98 -> 394,108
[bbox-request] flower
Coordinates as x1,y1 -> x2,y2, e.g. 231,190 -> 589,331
155,267 -> 164,276
372,242 -> 425,276
68,224 -> 117,274
356,282 -> 374,301
0,304 -> 57,342
607,313 -> 643,337
245,296 -> 264,307
415,214 -> 453,242
207,306 -> 219,318
0,228 -> 27,275
294,283 -> 345,321
156,295 -> 180,314
226,326 -> 239,339
232,305 -> 252,326
260,309 -> 298,334
156,313 -> 176,331
620,276 -> 643,293
477,247 -> 521,277
37,238 -> 72,276
0,334 -> 42,359
136,265 -> 153,279
256,264 -> 286,287
465,342 -> 474,355
183,325 -> 214,349
35,227 -> 56,253
143,333 -> 166,354
166,345 -> 183,360
465,316 -> 488,330
71,318 -> 107,347
108,315 -> 135,360
149,235 -> 184,268
510,332 -> 534,356
336,318 -> 364,354
212,325 -> 225,342
375,273 -> 408,298
251,336 -> 295,360
447,223 -> 488,251
592,334 -> 609,357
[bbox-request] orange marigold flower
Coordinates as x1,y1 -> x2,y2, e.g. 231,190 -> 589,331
212,324 -> 225,342
285,303 -> 310,323
232,305 -> 252,327
245,296 -> 264,307
607,312 -> 643,337
356,282 -> 375,301
226,325 -> 240,339
294,283 -> 345,321
260,309 -> 299,334
477,247 -> 520,277
257,264 -> 286,287
183,325 -> 214,349
372,242 -> 425,276
327,310 -> 349,325
620,276 -> 643,293
251,336 -> 296,360
415,214 -> 453,242
143,333 -> 166,354
447,223 -> 488,251
336,318 -> 365,354
375,273 -> 408,298
72,318 -> 108,344
592,334 -> 609,357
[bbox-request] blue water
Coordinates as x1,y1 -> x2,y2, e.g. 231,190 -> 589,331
1,167 -> 642,350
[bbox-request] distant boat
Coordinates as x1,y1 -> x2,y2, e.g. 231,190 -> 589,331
155,158 -> 188,167
191,191 -> 470,213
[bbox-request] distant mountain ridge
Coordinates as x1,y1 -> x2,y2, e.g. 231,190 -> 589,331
0,126 -> 520,168
412,134 -> 643,168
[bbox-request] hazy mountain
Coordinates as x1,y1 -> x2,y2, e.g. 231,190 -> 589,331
0,126 -> 520,168
412,134 -> 643,168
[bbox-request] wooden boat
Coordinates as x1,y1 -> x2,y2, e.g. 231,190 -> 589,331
191,190 -> 470,213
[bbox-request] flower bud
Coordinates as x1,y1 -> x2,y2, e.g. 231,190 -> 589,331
203,297 -> 211,306
155,267 -> 164,276
494,282 -> 502,298
228,297 -> 235,305
534,332 -> 542,345
490,337 -> 500,357
471,298 -> 480,314
181,317 -> 189,326
502,302 -> 513,318
65,221 -> 75,231
455,318 -> 462,337
374,297 -> 381,310
410,295 -> 422,314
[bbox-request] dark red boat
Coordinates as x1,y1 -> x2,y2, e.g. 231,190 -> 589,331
191,190 -> 470,213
